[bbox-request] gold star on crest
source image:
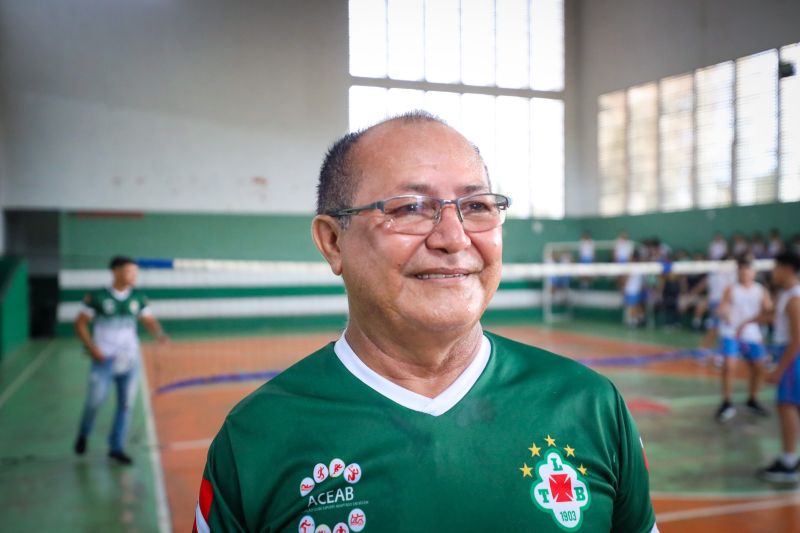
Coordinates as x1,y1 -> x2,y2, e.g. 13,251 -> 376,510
528,442 -> 541,457
564,445 -> 575,457
545,435 -> 556,447
578,464 -> 588,476
520,463 -> 533,477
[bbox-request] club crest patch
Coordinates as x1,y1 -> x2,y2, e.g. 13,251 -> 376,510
102,299 -> 116,315
519,435 -> 591,531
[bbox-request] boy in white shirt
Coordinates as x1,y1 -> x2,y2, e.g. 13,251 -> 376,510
714,256 -> 772,422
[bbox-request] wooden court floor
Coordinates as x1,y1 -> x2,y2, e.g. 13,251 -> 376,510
142,322 -> 800,533
2,321 -> 799,531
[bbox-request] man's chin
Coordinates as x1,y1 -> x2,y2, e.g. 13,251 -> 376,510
403,306 -> 484,333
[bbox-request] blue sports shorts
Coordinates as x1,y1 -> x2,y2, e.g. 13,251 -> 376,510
774,345 -> 800,405
719,337 -> 766,362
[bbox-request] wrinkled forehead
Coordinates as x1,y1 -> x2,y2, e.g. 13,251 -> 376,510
349,120 -> 489,197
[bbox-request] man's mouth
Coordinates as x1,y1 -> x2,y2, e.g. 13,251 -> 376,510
415,273 -> 469,280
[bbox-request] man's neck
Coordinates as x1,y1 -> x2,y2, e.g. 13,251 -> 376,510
343,321 -> 484,399
111,282 -> 131,292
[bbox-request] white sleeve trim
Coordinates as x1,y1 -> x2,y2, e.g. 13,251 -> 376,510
650,523 -> 660,533
139,306 -> 154,318
79,304 -> 96,318
195,503 -> 210,533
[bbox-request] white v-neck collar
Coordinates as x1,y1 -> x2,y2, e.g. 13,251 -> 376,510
333,333 -> 491,417
109,286 -> 132,300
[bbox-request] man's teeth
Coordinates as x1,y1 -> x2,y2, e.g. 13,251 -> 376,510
415,273 -> 467,279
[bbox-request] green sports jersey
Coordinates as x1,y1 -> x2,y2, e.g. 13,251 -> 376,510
194,332 -> 657,533
81,287 -> 150,357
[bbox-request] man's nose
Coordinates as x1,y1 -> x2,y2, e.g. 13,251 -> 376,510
426,204 -> 471,252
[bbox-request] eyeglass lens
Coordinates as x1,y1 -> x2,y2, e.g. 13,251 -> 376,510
383,194 -> 507,235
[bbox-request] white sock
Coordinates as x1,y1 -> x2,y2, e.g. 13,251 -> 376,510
780,453 -> 797,467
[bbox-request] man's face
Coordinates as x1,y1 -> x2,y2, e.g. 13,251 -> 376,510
337,121 -> 503,334
113,263 -> 138,288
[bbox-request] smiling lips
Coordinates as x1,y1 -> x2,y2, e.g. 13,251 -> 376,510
413,269 -> 476,280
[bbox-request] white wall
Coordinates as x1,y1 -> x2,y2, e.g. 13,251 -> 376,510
0,0 -> 349,214
570,0 -> 800,215
0,92 -> 6,253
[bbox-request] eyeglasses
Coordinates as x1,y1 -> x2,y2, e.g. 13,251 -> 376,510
327,193 -> 512,235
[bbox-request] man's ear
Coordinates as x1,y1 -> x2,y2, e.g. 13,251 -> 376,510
311,215 -> 344,276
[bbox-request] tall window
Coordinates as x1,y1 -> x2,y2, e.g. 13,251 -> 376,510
736,50 -> 778,205
349,0 -> 565,218
598,92 -> 626,216
627,83 -> 658,214
696,61 -> 734,209
598,43 -> 800,215
659,74 -> 694,211
780,42 -> 800,202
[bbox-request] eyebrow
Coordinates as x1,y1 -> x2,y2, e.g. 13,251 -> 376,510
398,182 -> 490,195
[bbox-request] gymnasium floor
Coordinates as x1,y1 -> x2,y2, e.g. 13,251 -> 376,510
2,320 -> 799,532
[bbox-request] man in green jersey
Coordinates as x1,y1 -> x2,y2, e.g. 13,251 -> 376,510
74,255 -> 167,465
194,112 -> 659,532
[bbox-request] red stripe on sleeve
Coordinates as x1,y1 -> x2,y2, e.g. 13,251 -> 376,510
199,477 -> 214,520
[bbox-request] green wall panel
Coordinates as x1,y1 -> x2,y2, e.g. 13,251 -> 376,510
0,258 -> 30,358
577,201 -> 800,254
60,202 -> 798,268
60,212 -> 321,268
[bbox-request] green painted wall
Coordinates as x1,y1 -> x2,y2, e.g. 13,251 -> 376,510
576,201 -> 800,254
59,211 -> 584,267
0,258 -> 30,358
60,212 -> 322,268
59,201 -> 799,268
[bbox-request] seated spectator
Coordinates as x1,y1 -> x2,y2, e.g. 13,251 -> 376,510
768,228 -> 785,257
709,232 -> 728,261
614,231 -> 634,263
732,232 -> 750,257
751,231 -> 768,259
579,231 -> 595,264
793,233 -> 800,256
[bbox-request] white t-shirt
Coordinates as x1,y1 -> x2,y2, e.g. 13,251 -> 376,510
709,240 -> 728,261
774,285 -> 800,345
707,271 -> 736,304
579,239 -> 595,262
624,274 -> 643,295
615,239 -> 634,262
719,282 -> 765,342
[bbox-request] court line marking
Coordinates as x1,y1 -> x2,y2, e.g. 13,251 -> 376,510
652,489 -> 799,500
164,438 -> 213,451
656,492 -> 800,522
140,362 -> 172,533
0,341 -> 56,411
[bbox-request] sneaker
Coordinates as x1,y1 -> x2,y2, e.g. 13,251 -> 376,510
715,401 -> 736,422
746,398 -> 770,417
74,435 -> 87,455
757,459 -> 799,483
108,450 -> 133,465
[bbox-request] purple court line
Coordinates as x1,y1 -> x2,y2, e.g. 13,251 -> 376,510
577,348 -> 713,367
156,370 -> 281,395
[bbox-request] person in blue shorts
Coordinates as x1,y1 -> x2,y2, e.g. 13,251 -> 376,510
714,256 -> 772,422
756,252 -> 800,482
